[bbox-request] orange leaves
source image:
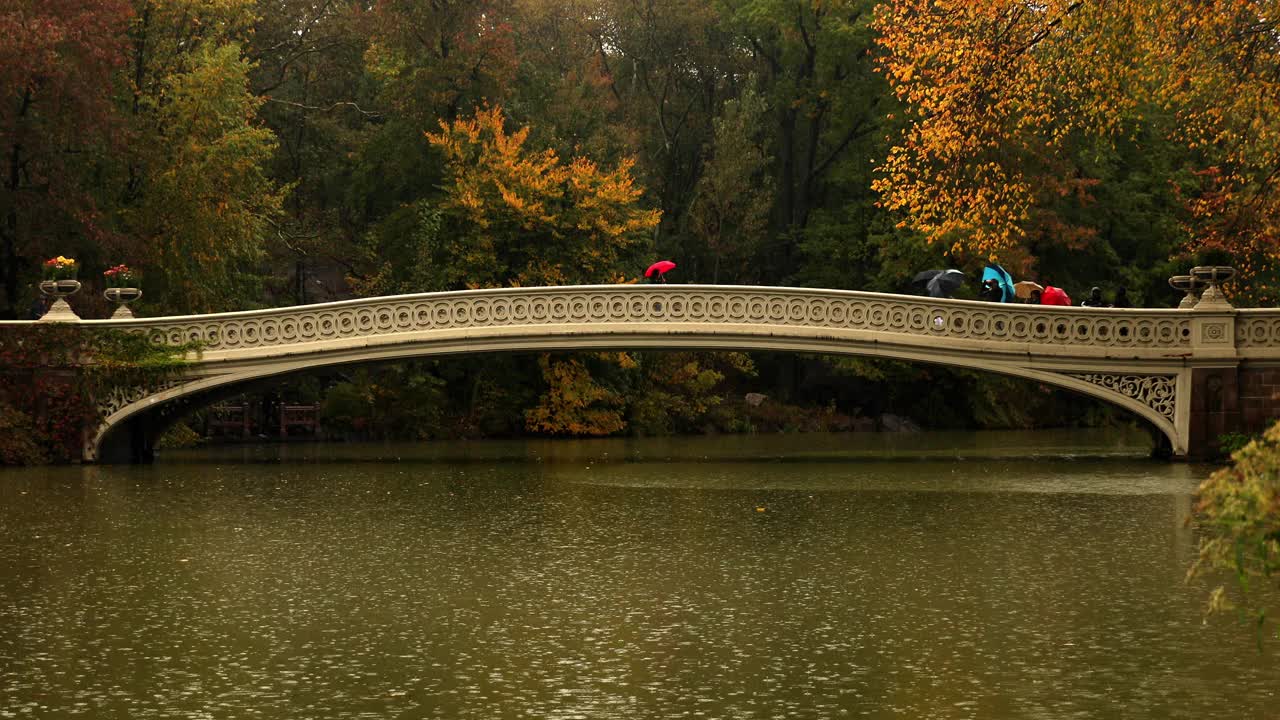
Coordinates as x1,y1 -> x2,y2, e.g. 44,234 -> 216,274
874,0 -> 1280,288
1148,1 -> 1280,301
873,0 -> 1140,257
524,354 -> 627,436
1178,165 -> 1280,303
425,105 -> 659,289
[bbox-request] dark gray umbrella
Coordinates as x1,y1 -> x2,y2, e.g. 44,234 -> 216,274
912,270 -> 943,288
927,269 -> 966,298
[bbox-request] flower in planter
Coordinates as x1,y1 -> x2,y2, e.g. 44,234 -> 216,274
103,264 -> 139,288
42,256 -> 78,280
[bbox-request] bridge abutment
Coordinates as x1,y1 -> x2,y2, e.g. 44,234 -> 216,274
1187,367 -> 1241,461
1183,365 -> 1280,460
1239,365 -> 1280,437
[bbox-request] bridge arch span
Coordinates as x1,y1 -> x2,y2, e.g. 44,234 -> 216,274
91,303 -> 1190,462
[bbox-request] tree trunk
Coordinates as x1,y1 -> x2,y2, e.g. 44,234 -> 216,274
2,200 -> 17,320
3,91 -> 30,319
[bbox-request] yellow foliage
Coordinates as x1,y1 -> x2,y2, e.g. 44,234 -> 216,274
873,0 -> 1280,293
424,105 -> 660,289
524,354 -> 627,436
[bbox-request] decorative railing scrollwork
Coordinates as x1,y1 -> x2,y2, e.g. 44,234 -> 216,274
92,285 -> 1194,355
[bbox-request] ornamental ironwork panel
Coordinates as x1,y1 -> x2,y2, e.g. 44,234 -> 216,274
1067,373 -> 1177,421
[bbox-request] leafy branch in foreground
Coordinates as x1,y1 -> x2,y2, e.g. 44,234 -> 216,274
1190,419 -> 1280,642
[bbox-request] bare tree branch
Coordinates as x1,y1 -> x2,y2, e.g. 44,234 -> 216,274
263,98 -> 382,117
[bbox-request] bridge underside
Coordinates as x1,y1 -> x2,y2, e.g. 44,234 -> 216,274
92,328 -> 1198,463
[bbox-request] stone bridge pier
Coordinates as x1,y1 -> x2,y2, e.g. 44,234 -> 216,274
1189,365 -> 1280,457
4,277 -> 1280,463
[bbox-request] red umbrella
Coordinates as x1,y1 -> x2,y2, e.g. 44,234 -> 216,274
645,260 -> 676,278
1041,286 -> 1072,306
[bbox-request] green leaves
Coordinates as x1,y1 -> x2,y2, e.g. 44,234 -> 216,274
688,85 -> 774,284
126,42 -> 287,313
1192,420 -> 1280,641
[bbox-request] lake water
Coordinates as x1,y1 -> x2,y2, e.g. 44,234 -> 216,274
1,430 -> 1277,718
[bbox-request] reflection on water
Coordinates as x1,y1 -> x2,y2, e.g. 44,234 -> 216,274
1,430 -> 1276,719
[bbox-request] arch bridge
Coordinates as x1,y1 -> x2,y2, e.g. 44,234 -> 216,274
10,284 -> 1280,462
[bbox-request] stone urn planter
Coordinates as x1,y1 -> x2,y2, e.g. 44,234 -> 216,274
37,279 -> 82,322
103,287 -> 143,319
1189,265 -> 1235,309
1168,275 -> 1202,309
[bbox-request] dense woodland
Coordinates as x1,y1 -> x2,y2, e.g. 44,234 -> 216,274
3,0 -> 1280,441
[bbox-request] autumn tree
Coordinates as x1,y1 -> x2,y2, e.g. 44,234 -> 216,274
873,2 -> 1139,257
359,105 -> 659,293
0,0 -> 133,318
1150,1 -> 1280,302
688,85 -> 774,283
525,353 -> 630,436
874,0 -> 1280,301
725,0 -> 885,277
126,0 -> 258,103
121,42 -> 287,313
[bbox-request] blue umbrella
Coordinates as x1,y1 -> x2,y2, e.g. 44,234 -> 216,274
982,264 -> 1016,303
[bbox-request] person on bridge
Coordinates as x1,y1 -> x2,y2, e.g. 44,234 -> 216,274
1040,286 -> 1072,305
1081,287 -> 1106,307
27,295 -> 49,320
980,279 -> 1002,301
645,260 -> 676,283
1112,287 -> 1131,308
981,263 -> 1016,302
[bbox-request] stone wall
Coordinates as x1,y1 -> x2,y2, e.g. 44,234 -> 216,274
1187,368 -> 1239,460
1239,365 -> 1280,434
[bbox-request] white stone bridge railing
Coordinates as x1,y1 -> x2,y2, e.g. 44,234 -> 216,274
1235,309 -> 1280,349
90,284 -> 1217,357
